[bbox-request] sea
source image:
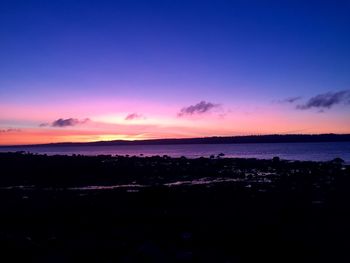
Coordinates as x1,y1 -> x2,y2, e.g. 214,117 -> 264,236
1,142 -> 350,164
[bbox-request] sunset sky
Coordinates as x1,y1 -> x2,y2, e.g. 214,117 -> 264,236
1,0 -> 350,145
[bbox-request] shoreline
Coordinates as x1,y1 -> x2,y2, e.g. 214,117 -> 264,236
1,134 -> 350,147
1,140 -> 349,164
1,152 -> 348,188
1,152 -> 350,262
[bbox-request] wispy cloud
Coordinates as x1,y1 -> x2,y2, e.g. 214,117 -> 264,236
125,113 -> 144,121
273,96 -> 302,104
178,101 -> 220,117
40,118 -> 90,128
0,128 -> 21,133
283,96 -> 302,103
297,90 -> 350,110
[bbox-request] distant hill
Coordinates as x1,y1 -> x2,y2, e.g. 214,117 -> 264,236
7,134 -> 350,147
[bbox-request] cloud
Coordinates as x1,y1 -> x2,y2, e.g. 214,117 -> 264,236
178,101 -> 220,117
125,113 -> 144,121
0,128 -> 21,133
40,118 -> 90,128
52,118 -> 81,127
283,96 -> 302,103
297,90 -> 350,110
273,96 -> 302,104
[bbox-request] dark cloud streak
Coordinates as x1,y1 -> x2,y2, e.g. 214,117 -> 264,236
125,113 -> 143,121
283,96 -> 302,103
52,118 -> 80,127
40,118 -> 90,128
297,90 -> 350,110
0,128 -> 21,133
178,101 -> 220,117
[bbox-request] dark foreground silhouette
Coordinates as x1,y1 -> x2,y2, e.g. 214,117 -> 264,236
0,152 -> 349,262
3,133 -> 350,148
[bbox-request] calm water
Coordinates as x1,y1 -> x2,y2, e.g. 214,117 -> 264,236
1,142 -> 349,163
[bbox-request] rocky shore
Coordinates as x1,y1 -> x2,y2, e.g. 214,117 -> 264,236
0,152 -> 349,262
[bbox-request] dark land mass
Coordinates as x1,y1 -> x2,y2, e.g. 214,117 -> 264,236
1,152 -> 350,262
3,133 -> 350,148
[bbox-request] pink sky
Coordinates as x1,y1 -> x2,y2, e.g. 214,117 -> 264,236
1,98 -> 349,145
1,1 -> 350,145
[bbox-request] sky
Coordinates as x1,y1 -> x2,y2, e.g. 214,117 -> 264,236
1,0 -> 350,145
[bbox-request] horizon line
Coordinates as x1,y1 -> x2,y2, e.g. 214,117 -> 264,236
1,133 -> 350,147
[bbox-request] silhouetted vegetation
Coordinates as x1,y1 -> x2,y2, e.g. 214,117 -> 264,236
3,133 -> 350,148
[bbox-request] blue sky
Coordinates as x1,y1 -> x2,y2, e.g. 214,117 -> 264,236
0,0 -> 349,144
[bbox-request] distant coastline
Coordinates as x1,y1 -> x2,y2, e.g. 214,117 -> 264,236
2,134 -> 350,148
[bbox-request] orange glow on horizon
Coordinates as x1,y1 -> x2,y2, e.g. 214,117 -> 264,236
1,101 -> 350,145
